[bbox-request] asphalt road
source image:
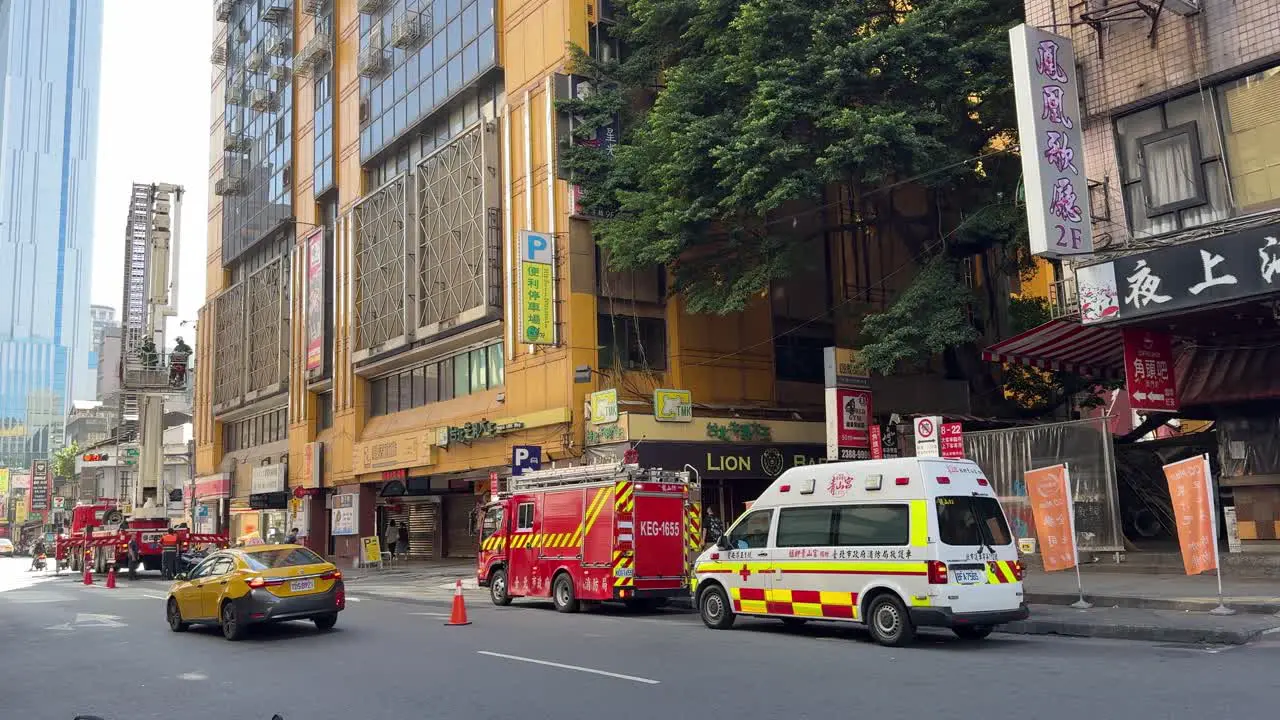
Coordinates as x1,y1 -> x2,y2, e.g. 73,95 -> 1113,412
2,556 -> 1277,720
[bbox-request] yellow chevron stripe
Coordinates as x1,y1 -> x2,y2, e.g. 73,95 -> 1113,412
571,488 -> 609,545
614,482 -> 634,512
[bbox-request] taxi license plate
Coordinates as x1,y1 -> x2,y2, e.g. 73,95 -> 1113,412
290,579 -> 316,593
952,569 -> 985,585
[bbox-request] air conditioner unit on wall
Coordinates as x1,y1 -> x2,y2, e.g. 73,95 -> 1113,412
1163,0 -> 1201,16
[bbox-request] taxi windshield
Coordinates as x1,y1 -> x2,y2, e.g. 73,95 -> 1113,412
242,547 -> 326,570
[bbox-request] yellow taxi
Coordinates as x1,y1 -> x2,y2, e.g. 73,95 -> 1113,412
165,544 -> 345,641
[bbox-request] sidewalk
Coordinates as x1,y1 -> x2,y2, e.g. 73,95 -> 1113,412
1025,567 -> 1280,613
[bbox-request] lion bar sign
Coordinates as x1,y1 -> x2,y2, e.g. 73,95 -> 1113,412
1009,24 -> 1093,258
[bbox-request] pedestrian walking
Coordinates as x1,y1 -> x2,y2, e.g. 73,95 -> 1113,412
385,520 -> 399,560
126,535 -> 140,580
397,522 -> 409,558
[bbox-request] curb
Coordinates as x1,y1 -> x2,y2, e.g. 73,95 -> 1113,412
1026,592 -> 1280,615
998,618 -> 1267,645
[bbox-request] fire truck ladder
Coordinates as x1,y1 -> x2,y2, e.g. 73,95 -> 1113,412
508,463 -> 694,492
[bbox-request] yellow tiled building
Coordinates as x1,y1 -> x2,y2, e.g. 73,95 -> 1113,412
194,0 -> 1038,562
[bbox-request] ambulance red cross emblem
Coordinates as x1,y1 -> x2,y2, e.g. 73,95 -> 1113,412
738,564 -> 751,581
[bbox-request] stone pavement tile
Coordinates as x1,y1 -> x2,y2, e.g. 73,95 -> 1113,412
1025,568 -> 1280,613
1000,604 -> 1280,645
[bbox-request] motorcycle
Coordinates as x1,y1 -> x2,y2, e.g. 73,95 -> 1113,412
33,554 -> 47,571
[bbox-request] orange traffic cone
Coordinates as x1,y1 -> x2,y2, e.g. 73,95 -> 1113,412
83,564 -> 93,585
445,579 -> 471,626
106,566 -> 117,589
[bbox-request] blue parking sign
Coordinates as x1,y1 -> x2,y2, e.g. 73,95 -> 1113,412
511,446 -> 542,476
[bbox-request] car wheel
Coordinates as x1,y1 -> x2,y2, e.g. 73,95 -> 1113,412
167,598 -> 189,632
953,625 -> 994,641
780,617 -> 808,629
220,601 -> 245,641
489,567 -> 512,606
866,593 -> 915,647
552,573 -> 579,613
699,585 -> 736,630
314,613 -> 338,631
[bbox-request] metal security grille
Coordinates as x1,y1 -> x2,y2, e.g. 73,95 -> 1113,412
213,284 -> 246,407
353,174 -> 408,353
414,121 -> 502,336
444,494 -> 478,558
408,502 -> 438,558
246,254 -> 290,393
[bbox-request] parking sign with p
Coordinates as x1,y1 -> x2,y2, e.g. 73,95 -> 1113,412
512,445 -> 542,476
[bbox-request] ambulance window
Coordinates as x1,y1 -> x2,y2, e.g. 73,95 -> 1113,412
726,509 -> 774,549
481,506 -> 503,540
833,504 -> 909,546
516,502 -> 534,532
776,508 -> 834,547
935,496 -> 1012,547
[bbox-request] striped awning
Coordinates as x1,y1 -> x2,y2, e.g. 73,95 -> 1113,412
982,318 -> 1124,377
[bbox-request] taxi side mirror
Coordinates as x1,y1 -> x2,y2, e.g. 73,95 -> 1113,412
174,572 -> 188,581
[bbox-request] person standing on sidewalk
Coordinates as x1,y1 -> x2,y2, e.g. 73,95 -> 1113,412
385,520 -> 400,560
397,522 -> 409,559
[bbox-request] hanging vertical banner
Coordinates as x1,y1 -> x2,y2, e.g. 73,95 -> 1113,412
940,422 -> 965,459
0,468 -> 8,523
305,228 -> 325,373
519,230 -> 556,344
29,460 -> 49,512
1009,23 -> 1093,257
1163,454 -> 1219,576
869,425 -> 883,460
826,388 -> 872,461
1025,464 -> 1078,572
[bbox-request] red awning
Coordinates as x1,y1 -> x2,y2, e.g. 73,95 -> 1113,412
982,318 -> 1124,377
1178,344 -> 1280,405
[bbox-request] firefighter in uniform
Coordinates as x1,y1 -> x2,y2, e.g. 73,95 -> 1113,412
160,529 -> 179,580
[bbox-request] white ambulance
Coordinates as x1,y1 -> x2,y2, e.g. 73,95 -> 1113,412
692,457 -> 1029,646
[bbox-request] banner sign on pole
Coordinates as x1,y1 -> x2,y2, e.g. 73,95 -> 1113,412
826,387 -> 872,461
305,228 -> 326,373
940,422 -> 964,459
1025,464 -> 1077,572
1122,328 -> 1178,412
519,230 -> 556,345
1162,455 -> 1219,576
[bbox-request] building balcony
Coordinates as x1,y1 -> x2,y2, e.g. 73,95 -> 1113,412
223,130 -> 249,152
357,0 -> 388,14
250,88 -> 277,111
246,49 -> 265,73
214,176 -> 244,196
292,30 -> 330,78
262,0 -> 290,24
391,11 -> 426,49
211,44 -> 227,65
215,0 -> 235,23
300,0 -> 325,16
358,43 -> 387,77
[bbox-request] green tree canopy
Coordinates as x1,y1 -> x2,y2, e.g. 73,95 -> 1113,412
564,0 -> 1026,317
52,442 -> 80,480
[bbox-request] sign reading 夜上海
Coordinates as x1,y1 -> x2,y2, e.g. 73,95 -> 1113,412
1122,329 -> 1178,412
1076,221 -> 1280,324
1009,24 -> 1093,258
519,230 -> 556,345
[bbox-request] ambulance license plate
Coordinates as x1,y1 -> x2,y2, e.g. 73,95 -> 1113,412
952,569 -> 984,585
290,579 -> 315,593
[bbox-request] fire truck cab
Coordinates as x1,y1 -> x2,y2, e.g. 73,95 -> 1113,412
476,461 -> 701,612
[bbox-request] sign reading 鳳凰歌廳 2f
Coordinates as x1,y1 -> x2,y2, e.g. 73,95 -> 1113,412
1009,24 -> 1093,258
1076,221 -> 1280,324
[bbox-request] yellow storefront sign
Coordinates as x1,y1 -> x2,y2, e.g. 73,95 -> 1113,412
353,432 -> 434,475
588,388 -> 619,425
654,389 -> 693,422
14,499 -> 27,525
519,230 -> 555,344
584,412 -> 825,447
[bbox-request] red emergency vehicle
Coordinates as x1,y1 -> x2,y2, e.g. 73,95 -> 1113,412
476,461 -> 702,612
55,502 -> 228,574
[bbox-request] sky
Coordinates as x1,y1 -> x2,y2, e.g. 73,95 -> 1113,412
90,1 -> 212,341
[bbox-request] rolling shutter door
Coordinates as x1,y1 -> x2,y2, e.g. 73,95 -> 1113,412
408,502 -> 437,558
444,494 -> 479,558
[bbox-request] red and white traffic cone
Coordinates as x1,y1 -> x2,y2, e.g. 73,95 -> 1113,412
105,565 -> 117,589
83,563 -> 93,585
445,579 -> 471,626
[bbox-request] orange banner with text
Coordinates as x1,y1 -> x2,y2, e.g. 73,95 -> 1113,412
1163,455 -> 1218,576
1025,464 -> 1076,572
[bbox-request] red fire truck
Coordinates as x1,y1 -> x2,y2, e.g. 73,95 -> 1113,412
55,502 -> 228,575
476,461 -> 702,612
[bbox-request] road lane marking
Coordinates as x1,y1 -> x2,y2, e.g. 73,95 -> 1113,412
476,651 -> 659,684
143,593 -> 167,600
408,611 -> 450,617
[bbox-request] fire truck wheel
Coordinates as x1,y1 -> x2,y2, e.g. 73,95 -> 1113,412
552,573 -> 580,613
167,599 -> 189,632
698,584 -> 736,630
220,601 -> 245,641
489,568 -> 512,606
865,592 -> 915,647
